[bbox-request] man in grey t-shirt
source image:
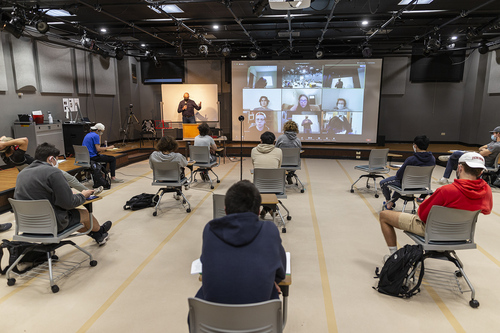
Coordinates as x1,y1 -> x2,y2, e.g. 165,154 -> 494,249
194,123 -> 218,179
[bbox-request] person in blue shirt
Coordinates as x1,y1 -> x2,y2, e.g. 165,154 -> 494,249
82,123 -> 123,183
379,135 -> 436,210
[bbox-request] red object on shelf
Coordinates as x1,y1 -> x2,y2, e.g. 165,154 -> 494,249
33,115 -> 44,124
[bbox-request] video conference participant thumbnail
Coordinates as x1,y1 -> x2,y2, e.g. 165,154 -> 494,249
242,111 -> 281,141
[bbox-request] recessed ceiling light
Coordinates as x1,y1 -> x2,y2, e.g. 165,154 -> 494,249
213,25 -> 219,29
46,9 -> 73,16
100,28 -> 107,33
451,36 -> 458,40
141,44 -> 146,47
398,0 -> 433,4
362,20 -> 368,25
147,4 -> 184,14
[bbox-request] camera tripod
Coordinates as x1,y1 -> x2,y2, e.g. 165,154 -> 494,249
122,104 -> 139,145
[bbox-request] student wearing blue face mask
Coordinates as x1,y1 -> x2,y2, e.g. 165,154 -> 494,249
438,126 -> 500,185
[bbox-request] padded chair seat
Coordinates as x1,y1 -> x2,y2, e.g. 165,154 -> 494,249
14,223 -> 84,243
354,165 -> 389,173
387,185 -> 430,195
405,231 -> 477,251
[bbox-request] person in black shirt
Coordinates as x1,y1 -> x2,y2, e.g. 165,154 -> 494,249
177,92 -> 202,123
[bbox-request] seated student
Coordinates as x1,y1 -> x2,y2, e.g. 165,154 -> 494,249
438,126 -> 500,184
149,136 -> 190,179
379,135 -> 435,210
276,120 -> 301,184
82,123 -> 123,184
0,136 -> 103,195
251,131 -> 282,169
194,122 -> 217,181
379,152 -> 492,261
194,180 -> 286,304
14,143 -> 111,245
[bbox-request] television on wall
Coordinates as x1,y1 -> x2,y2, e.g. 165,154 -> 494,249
141,59 -> 184,84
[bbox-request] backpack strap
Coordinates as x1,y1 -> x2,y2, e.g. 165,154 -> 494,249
404,257 -> 425,298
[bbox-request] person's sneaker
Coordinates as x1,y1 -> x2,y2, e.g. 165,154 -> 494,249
260,209 -> 267,219
438,177 -> 450,185
383,201 -> 395,210
100,221 -> 112,233
111,178 -> 124,183
0,223 -> 12,232
286,174 -> 293,185
93,186 -> 104,196
438,155 -> 451,162
92,232 -> 109,246
493,179 -> 500,187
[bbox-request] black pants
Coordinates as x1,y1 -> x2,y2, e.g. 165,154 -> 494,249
91,154 -> 116,177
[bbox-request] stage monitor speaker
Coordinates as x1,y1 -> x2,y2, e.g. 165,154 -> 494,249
377,135 -> 385,146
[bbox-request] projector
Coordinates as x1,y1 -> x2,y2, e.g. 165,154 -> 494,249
269,0 -> 311,10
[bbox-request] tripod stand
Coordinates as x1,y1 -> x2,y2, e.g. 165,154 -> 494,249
122,104 -> 139,145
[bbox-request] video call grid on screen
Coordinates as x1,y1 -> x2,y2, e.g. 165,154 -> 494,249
231,59 -> 383,143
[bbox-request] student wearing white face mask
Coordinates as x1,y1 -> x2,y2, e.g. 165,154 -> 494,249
438,126 -> 500,185
14,143 -> 112,245
379,135 -> 435,210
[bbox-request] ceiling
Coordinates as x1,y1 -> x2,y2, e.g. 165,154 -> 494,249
2,0 -> 500,61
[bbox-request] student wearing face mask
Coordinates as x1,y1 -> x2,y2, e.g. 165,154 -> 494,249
0,136 -> 102,195
438,126 -> 500,185
14,143 -> 112,245
82,123 -> 123,184
379,135 -> 435,210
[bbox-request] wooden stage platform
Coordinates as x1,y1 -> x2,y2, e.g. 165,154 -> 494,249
0,140 -> 475,213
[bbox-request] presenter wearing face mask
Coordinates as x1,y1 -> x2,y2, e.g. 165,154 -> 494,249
379,135 -> 435,210
438,126 -> 500,185
177,92 -> 202,123
82,123 -> 123,183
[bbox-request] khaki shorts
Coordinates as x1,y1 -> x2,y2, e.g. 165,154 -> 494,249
398,213 -> 425,236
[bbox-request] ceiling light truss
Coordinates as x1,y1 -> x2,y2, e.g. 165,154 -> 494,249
316,0 -> 340,50
224,0 -> 260,52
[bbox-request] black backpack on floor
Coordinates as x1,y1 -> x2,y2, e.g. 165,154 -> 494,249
123,193 -> 158,211
374,244 -> 425,298
0,239 -> 50,275
91,161 -> 111,189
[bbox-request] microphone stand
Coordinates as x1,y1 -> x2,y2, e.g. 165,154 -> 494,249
238,115 -> 244,181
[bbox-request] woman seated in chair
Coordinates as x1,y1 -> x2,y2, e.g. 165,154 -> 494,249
276,120 -> 301,185
149,136 -> 190,179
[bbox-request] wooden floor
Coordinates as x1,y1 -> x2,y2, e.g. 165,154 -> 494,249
0,158 -> 499,332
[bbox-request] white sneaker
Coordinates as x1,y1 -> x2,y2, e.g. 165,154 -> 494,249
438,177 -> 449,185
111,178 -> 124,183
93,186 -> 104,196
438,155 -> 451,162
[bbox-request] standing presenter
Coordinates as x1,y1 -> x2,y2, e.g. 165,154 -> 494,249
177,92 -> 202,123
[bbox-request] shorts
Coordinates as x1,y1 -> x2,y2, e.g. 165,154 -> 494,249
398,213 -> 426,236
58,209 -> 82,233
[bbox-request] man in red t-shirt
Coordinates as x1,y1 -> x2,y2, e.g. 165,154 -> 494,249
379,152 -> 493,259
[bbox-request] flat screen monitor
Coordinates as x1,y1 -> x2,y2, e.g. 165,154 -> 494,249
231,59 -> 383,143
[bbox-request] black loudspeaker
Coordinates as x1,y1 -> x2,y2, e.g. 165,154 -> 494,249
225,58 -> 231,83
377,135 -> 385,146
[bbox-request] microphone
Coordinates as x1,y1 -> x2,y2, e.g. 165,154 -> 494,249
238,115 -> 245,121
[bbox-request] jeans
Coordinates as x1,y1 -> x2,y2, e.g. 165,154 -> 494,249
380,176 -> 402,202
183,116 -> 196,123
91,154 -> 117,177
443,150 -> 464,178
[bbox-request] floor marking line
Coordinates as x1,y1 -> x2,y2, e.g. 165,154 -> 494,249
76,162 -> 238,333
303,160 -> 338,333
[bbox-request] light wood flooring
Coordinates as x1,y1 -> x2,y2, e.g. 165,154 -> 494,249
0,158 -> 500,333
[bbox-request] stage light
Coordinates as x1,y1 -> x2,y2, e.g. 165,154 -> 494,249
362,44 -> 372,58
199,44 -> 208,55
315,49 -> 324,59
115,47 -> 125,60
362,20 -> 368,25
478,42 -> 489,55
249,49 -> 258,60
1,11 -> 25,39
35,19 -> 49,34
80,34 -> 92,48
451,36 -> 458,40
221,45 -> 231,57
427,38 -> 441,52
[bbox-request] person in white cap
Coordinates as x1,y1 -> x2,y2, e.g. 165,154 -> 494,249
82,123 -> 123,184
438,126 -> 500,184
378,152 -> 492,261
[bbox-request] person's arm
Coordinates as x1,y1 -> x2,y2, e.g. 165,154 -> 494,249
194,101 -> 202,110
289,104 -> 298,111
50,171 -> 86,210
478,145 -> 488,152
0,137 -> 29,151
277,148 -> 282,168
395,157 -> 412,179
177,101 -> 184,113
417,187 -> 445,222
94,144 -> 110,153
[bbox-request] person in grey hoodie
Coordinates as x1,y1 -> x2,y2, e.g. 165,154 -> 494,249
276,120 -> 301,149
149,136 -> 190,179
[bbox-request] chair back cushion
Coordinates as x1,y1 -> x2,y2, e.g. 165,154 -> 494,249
425,206 -> 480,243
253,169 -> 286,195
368,148 -> 389,169
280,148 -> 301,168
8,199 -> 58,237
73,145 -> 91,167
190,145 -> 211,164
151,160 -> 182,182
401,165 -> 435,190
188,297 -> 282,333
213,194 -> 226,220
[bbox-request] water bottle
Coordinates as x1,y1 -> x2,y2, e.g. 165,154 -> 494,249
104,140 -> 108,147
48,111 -> 53,124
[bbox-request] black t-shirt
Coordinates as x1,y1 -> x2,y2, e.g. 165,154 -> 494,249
1,147 -> 34,168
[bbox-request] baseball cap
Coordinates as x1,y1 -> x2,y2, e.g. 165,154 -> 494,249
458,152 -> 487,170
489,126 -> 500,133
91,123 -> 105,131
0,137 -> 13,153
